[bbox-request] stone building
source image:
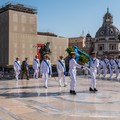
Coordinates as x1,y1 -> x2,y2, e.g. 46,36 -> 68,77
69,36 -> 86,50
0,3 -> 68,67
89,8 -> 120,57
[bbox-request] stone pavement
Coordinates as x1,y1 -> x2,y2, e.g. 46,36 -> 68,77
0,75 -> 120,120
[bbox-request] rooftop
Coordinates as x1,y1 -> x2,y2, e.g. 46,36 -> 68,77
37,32 -> 58,37
0,2 -> 37,14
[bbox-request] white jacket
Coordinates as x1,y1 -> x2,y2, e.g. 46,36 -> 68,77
13,60 -> 21,72
32,59 -> 40,70
40,60 -> 52,74
69,58 -> 82,71
57,60 -> 66,73
90,57 -> 99,68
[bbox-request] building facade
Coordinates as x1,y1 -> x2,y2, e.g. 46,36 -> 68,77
0,3 -> 68,67
88,8 -> 120,57
69,36 -> 86,50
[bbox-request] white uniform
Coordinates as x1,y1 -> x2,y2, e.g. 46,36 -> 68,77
32,59 -> 40,79
69,58 -> 82,91
40,60 -> 52,88
47,59 -> 52,77
103,58 -> 109,78
89,58 -> 99,89
97,60 -> 104,78
57,59 -> 67,86
13,60 -> 21,80
114,59 -> 119,79
84,63 -> 89,75
108,59 -> 115,79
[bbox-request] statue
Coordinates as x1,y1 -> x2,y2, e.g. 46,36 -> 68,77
44,42 -> 51,54
39,42 -> 51,61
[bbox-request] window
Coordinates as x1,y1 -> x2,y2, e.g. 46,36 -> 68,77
13,14 -> 18,22
109,44 -> 116,50
100,31 -> 104,35
14,25 -> 17,32
30,17 -> 35,24
21,15 -> 26,23
98,44 -> 104,50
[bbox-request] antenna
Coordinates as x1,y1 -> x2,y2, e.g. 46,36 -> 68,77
81,29 -> 84,36
107,7 -> 109,13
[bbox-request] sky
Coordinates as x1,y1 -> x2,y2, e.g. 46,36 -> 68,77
0,0 -> 120,37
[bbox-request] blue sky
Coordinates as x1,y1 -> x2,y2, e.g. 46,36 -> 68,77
0,0 -> 120,37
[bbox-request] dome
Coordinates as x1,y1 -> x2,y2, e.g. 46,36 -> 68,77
103,9 -> 113,20
86,33 -> 91,37
95,8 -> 120,38
95,24 -> 119,38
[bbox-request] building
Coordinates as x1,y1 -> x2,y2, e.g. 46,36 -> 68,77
0,2 -> 68,67
84,33 -> 94,54
88,8 -> 120,57
69,36 -> 86,50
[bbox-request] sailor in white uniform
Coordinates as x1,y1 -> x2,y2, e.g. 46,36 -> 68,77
114,57 -> 119,79
103,56 -> 109,78
57,56 -> 67,87
32,55 -> 40,79
69,52 -> 83,95
89,52 -> 99,92
40,55 -> 52,88
97,57 -> 103,78
47,56 -> 52,77
13,57 -> 21,80
108,56 -> 115,79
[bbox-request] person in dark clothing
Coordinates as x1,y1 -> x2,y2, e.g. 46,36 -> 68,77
21,57 -> 29,80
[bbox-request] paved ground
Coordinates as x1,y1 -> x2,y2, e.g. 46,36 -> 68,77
0,75 -> 120,120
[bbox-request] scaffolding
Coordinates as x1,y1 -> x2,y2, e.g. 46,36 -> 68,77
0,1 -> 37,14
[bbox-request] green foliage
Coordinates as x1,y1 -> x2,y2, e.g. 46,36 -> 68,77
79,54 -> 89,64
66,46 -> 75,56
66,46 -> 89,64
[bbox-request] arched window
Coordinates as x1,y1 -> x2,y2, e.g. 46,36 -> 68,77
98,44 -> 104,50
109,44 -> 116,50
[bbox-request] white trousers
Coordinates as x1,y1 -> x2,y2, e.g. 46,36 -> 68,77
58,71 -> 67,86
43,73 -> 48,87
69,69 -> 76,91
33,69 -> 39,79
109,67 -> 113,79
15,71 -> 20,80
97,66 -> 102,77
103,67 -> 107,78
115,67 -> 119,78
90,68 -> 97,89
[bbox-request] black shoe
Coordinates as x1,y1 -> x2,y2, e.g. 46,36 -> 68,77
70,90 -> 73,94
94,88 -> 98,92
72,91 -> 76,95
89,87 -> 94,92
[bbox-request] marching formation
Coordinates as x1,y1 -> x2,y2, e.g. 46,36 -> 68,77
13,52 -> 120,95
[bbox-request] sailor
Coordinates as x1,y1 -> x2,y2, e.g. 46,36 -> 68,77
114,57 -> 119,79
97,57 -> 104,78
69,52 -> 83,95
57,56 -> 67,87
21,57 -> 29,80
47,56 -> 52,77
32,55 -> 40,79
108,56 -> 115,79
89,52 -> 99,92
103,56 -> 109,78
13,57 -> 21,80
40,55 -> 52,88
